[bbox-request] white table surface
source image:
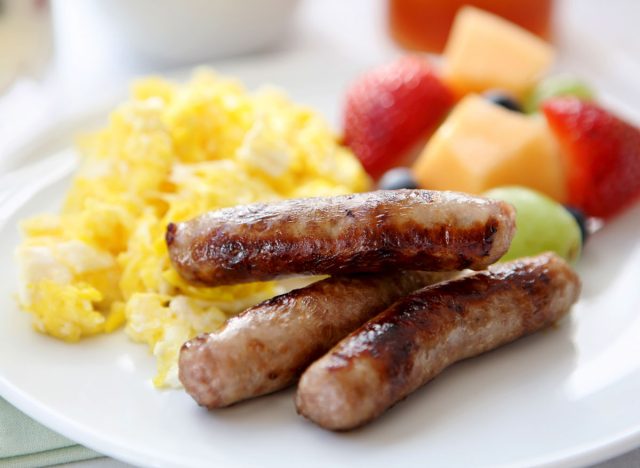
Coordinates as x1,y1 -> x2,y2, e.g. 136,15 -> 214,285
2,0 -> 640,466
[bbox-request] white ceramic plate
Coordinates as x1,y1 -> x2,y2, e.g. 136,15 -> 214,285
2,54 -> 640,468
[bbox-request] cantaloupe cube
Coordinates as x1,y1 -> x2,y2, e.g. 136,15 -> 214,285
442,6 -> 555,98
413,95 -> 566,202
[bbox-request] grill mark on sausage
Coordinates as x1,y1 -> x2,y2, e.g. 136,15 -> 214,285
178,270 -> 455,408
167,190 -> 515,286
295,253 -> 581,431
166,222 -> 177,246
259,221 -> 488,271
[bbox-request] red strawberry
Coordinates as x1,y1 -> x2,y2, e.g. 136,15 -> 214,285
543,98 -> 640,218
343,55 -> 454,179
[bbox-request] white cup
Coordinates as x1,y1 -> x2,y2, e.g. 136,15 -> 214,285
0,0 -> 53,91
91,0 -> 301,66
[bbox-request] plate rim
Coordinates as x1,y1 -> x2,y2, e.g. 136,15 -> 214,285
3,338 -> 640,468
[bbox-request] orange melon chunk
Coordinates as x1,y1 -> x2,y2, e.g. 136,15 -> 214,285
413,95 -> 566,202
442,6 -> 555,98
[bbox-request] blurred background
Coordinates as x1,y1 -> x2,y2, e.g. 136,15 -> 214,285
1,0 -> 639,173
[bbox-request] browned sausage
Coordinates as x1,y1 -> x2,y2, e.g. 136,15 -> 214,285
166,190 -> 515,287
295,253 -> 581,431
179,270 -> 454,408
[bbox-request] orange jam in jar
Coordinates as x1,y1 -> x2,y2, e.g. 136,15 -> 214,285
389,0 -> 553,53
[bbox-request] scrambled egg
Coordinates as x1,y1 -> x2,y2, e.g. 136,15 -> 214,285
16,70 -> 370,387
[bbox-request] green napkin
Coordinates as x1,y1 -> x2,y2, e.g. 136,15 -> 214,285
0,397 -> 102,468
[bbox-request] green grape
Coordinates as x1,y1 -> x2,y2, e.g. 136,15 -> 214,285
483,186 -> 582,263
525,74 -> 595,113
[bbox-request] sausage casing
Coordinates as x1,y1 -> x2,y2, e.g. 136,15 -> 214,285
179,270 -> 453,408
295,253 -> 581,431
166,190 -> 516,286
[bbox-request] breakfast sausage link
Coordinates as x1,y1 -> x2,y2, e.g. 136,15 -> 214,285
179,270 -> 454,408
295,253 -> 581,431
166,190 -> 516,287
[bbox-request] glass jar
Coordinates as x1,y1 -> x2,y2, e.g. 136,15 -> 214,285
389,0 -> 553,53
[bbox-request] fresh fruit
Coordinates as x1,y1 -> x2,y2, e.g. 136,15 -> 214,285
483,90 -> 523,113
442,6 -> 554,98
413,95 -> 566,201
564,206 -> 589,243
543,97 -> 640,218
525,74 -> 594,113
343,55 -> 454,179
484,186 -> 581,263
377,167 -> 419,190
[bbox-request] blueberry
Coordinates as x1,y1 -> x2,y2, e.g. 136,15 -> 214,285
378,167 -> 419,190
564,206 -> 589,243
483,90 -> 523,113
